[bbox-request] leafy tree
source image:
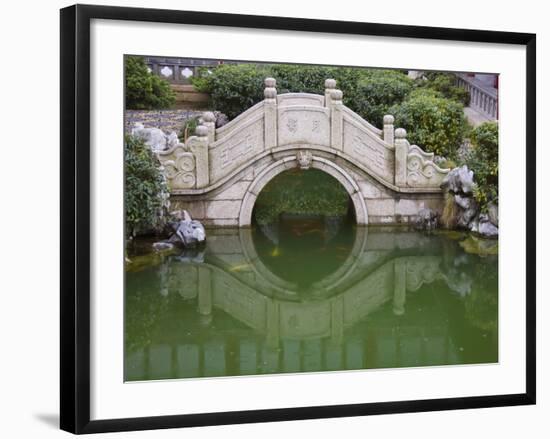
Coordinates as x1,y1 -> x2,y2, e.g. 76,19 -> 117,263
419,72 -> 470,105
192,64 -> 268,119
352,69 -> 414,127
465,121 -> 498,210
125,56 -> 176,110
125,135 -> 170,238
390,89 -> 467,159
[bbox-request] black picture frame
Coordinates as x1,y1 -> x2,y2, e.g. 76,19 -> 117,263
60,4 -> 536,434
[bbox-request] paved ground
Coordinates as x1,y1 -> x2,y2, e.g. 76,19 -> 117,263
464,106 -> 494,127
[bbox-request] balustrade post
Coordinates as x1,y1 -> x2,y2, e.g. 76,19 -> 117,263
189,125 -> 210,188
330,88 -> 344,151
202,111 -> 216,144
394,128 -> 408,187
197,266 -> 212,317
324,78 -> 337,107
393,259 -> 406,316
383,114 -> 395,145
264,77 -> 278,149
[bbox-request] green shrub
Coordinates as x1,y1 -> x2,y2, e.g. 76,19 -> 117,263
269,64 -> 335,94
193,63 -> 409,123
352,70 -> 414,127
125,56 -> 176,110
179,116 -> 199,143
125,135 -> 170,238
420,72 -> 470,105
466,121 -> 498,210
269,64 -> 367,98
390,90 -> 467,159
192,64 -> 268,119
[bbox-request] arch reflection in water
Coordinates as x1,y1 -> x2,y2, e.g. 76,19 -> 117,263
125,227 -> 498,381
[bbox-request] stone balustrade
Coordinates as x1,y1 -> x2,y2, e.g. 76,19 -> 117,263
456,73 -> 498,119
143,56 -> 225,84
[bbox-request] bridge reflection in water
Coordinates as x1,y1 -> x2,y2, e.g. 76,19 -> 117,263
125,224 -> 498,381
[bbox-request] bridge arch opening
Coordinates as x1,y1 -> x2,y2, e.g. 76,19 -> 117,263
239,154 -> 368,288
238,154 -> 368,228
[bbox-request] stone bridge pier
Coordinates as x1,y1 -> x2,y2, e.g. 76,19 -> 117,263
157,78 -> 449,227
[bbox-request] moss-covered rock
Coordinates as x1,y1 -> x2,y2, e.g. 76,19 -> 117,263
459,235 -> 498,256
125,245 -> 178,272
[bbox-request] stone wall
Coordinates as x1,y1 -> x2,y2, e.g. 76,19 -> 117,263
170,151 -> 444,227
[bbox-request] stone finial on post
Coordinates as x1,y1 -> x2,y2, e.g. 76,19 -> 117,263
264,77 -> 278,149
324,78 -> 337,107
330,88 -> 344,150
202,111 -> 216,144
394,128 -> 408,187
189,124 -> 210,188
383,114 -> 395,145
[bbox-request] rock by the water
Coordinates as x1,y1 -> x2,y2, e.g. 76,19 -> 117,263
444,268 -> 473,297
166,131 -> 180,149
215,113 -> 229,128
488,202 -> 498,227
459,235 -> 498,256
469,216 -> 479,234
131,122 -> 182,152
415,208 -> 439,231
174,248 -> 205,263
152,241 -> 174,252
440,165 -> 475,194
454,194 -> 470,210
454,194 -> 478,229
477,214 -> 499,238
469,213 -> 498,238
169,210 -> 206,247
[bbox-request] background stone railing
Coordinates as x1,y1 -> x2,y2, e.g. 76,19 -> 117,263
157,78 -> 449,192
142,56 -> 226,84
456,73 -> 498,119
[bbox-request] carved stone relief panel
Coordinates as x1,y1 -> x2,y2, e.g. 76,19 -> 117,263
159,148 -> 196,190
212,273 -> 269,331
343,120 -> 394,183
279,301 -> 331,339
278,107 -> 330,147
209,118 -> 265,183
406,152 -> 449,188
277,93 -> 325,107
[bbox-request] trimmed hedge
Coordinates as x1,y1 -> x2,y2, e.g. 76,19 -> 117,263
193,64 -> 413,126
192,64 -> 268,119
390,89 -> 467,159
125,56 -> 176,110
351,69 -> 414,128
420,72 -> 470,106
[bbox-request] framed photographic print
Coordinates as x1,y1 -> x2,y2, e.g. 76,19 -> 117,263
60,4 -> 536,434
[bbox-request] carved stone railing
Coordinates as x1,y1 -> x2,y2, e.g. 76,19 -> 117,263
456,73 -> 498,119
157,77 -> 449,192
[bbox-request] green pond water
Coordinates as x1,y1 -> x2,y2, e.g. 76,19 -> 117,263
125,220 -> 498,381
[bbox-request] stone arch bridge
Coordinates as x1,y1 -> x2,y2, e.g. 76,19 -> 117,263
158,78 -> 449,226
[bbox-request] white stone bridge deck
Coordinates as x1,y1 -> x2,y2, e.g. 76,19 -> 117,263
157,78 -> 449,226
